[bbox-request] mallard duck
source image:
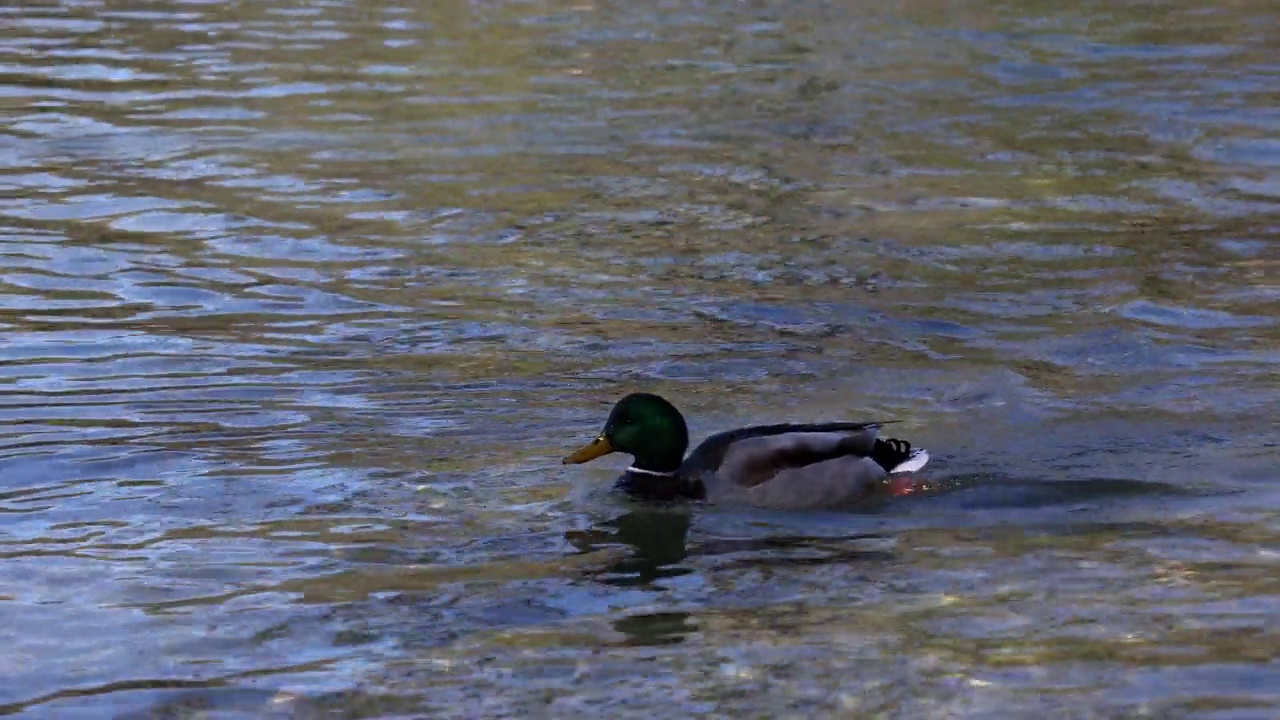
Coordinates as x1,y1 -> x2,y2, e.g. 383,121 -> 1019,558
563,393 -> 929,509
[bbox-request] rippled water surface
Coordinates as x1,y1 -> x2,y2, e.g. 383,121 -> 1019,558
2,0 -> 1279,716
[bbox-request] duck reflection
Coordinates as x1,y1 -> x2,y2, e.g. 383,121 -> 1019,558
565,509 -> 693,586
565,508 -> 896,647
566,508 -> 897,588
611,611 -> 697,647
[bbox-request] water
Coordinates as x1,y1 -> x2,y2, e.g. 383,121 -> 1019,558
1,0 -> 1277,716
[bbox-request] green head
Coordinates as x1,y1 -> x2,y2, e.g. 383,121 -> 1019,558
562,393 -> 690,473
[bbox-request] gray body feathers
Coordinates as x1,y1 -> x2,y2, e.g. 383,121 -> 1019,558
677,422 -> 904,510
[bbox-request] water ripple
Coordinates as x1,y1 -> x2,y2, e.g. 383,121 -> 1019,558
1,0 -> 1278,716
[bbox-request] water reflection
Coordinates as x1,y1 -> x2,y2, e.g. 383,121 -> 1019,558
567,509 -> 693,586
612,611 -> 697,647
570,507 -> 901,584
3,0 -> 1279,715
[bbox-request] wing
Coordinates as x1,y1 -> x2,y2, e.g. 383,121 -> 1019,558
683,422 -> 888,488
741,456 -> 889,509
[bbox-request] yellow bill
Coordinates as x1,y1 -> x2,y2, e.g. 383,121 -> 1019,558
563,435 -> 614,464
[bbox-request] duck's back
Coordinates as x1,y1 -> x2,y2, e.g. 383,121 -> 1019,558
680,422 -> 892,509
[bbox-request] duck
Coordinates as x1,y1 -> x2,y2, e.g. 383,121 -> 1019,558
562,393 -> 929,509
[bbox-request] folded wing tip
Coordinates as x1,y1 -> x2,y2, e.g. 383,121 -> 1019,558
889,448 -> 929,474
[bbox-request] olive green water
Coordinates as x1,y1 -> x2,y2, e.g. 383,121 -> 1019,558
2,0 -> 1278,717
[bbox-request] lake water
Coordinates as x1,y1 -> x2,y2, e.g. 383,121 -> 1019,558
1,0 -> 1278,717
